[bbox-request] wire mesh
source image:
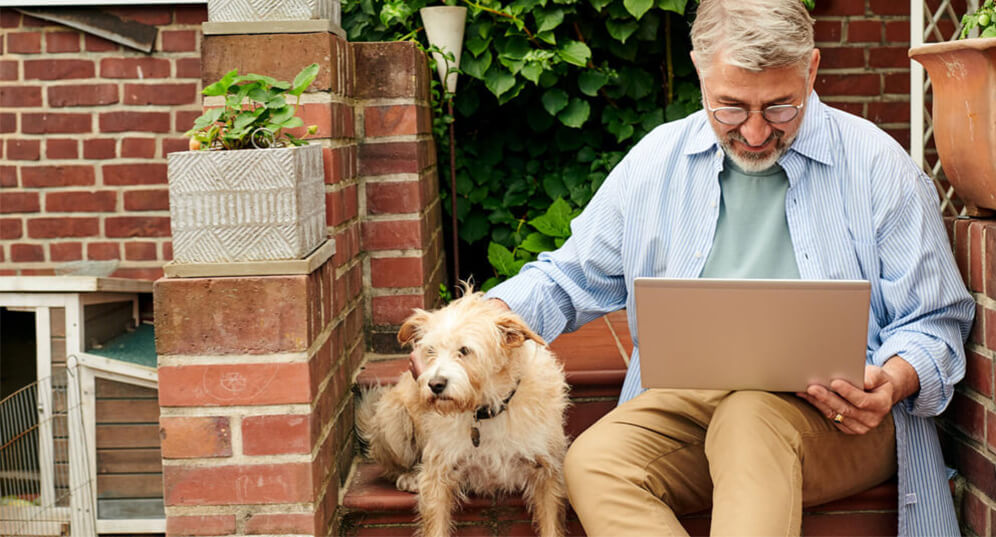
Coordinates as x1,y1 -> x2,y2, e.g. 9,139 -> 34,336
0,365 -> 95,537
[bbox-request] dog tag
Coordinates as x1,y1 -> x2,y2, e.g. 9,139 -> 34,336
471,426 -> 480,447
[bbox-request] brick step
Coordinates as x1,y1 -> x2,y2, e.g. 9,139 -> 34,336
347,310 -> 898,536
340,461 -> 898,536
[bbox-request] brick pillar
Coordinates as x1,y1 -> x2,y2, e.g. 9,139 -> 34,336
155,29 -> 363,536
155,263 -> 343,536
939,217 -> 996,536
353,41 -> 446,354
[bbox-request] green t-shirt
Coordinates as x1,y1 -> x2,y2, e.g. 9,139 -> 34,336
700,157 -> 800,279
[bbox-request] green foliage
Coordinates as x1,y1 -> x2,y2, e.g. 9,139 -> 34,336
185,63 -> 320,150
343,0 -> 814,289
960,0 -> 996,39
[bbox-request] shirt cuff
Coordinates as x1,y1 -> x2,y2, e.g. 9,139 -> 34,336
872,335 -> 946,417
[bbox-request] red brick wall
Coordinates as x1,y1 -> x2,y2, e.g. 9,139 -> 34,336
811,0 -> 921,149
1,6 -> 206,279
942,217 -> 996,536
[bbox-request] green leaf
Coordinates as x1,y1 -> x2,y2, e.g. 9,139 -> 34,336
578,70 -> 609,96
536,30 -> 557,45
624,0 -> 653,19
265,95 -> 287,109
542,175 -> 569,200
534,7 -> 564,33
529,198 -> 574,238
269,105 -> 295,125
557,40 -> 591,66
542,88 -> 569,115
277,116 -> 304,129
488,242 -> 519,276
461,212 -> 490,243
290,63 -> 319,97
461,50 -> 492,80
521,63 -> 544,84
465,34 -> 492,57
203,69 -> 238,96
606,18 -> 640,43
519,232 -> 556,253
557,98 -> 590,128
589,0 -> 612,11
191,107 -> 224,130
655,0 -> 688,13
984,25 -> 996,38
501,36 -> 531,60
482,276 -> 502,292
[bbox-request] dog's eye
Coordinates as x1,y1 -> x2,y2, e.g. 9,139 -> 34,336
424,346 -> 435,356
458,346 -> 470,357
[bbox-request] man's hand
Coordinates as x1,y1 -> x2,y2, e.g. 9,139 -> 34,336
796,356 -> 919,435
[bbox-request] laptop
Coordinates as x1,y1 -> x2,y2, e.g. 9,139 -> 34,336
634,278 -> 870,392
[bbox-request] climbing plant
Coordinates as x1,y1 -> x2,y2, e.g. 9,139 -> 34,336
344,0 -> 813,289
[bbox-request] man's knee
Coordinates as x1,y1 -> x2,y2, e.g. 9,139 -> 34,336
564,426 -> 602,492
707,391 -> 801,452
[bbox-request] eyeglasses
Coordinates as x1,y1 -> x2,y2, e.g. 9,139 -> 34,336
703,90 -> 805,126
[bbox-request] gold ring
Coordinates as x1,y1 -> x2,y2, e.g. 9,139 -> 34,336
833,413 -> 844,424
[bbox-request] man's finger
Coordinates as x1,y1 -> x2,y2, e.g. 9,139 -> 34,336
830,379 -> 871,409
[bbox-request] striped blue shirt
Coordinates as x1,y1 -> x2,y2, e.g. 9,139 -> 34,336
488,92 -> 974,536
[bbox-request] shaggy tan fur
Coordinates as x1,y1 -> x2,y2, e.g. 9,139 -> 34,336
356,289 -> 570,537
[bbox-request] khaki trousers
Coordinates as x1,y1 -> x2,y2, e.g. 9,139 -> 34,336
564,389 -> 896,536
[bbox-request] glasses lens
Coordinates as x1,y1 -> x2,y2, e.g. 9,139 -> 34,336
713,108 -> 748,125
762,105 -> 799,123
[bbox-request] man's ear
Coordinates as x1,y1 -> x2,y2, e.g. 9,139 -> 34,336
495,314 -> 546,349
397,309 -> 431,347
807,49 -> 821,93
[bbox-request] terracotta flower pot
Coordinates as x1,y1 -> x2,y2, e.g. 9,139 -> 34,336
909,37 -> 996,215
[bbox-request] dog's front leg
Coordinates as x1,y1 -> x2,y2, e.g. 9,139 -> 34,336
525,456 -> 566,537
416,461 -> 458,537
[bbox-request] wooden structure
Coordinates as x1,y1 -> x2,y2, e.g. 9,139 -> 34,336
0,276 -> 161,535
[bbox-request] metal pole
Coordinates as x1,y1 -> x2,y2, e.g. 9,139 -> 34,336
448,98 -> 460,286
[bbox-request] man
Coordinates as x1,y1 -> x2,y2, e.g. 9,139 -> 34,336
482,0 -> 975,535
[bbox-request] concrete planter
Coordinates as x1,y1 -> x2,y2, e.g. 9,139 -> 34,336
167,144 -> 326,264
207,0 -> 341,26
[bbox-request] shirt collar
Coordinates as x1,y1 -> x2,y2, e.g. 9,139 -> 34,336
680,91 -> 835,167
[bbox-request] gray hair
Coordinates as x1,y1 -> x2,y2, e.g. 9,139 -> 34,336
691,0 -> 815,74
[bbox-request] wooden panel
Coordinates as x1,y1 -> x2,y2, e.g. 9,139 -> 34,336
97,474 -> 163,499
96,399 -> 160,423
96,424 -> 160,449
50,307 -> 65,337
96,378 -> 157,399
98,448 -> 163,474
84,301 -> 133,348
97,498 -> 165,519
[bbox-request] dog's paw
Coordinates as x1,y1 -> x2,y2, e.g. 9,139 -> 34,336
396,472 -> 419,493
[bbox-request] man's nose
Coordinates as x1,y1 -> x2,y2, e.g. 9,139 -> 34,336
738,112 -> 772,147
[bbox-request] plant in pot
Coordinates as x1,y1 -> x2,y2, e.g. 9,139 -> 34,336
168,63 -> 328,264
909,1 -> 996,216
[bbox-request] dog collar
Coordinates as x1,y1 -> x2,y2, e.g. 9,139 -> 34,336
471,381 -> 520,447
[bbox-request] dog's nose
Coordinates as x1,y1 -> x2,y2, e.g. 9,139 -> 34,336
428,377 -> 447,395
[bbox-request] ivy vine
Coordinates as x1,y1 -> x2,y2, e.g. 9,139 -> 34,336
344,0 -> 813,290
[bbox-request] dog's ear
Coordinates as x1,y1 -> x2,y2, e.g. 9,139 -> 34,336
397,309 -> 431,347
496,314 -> 546,348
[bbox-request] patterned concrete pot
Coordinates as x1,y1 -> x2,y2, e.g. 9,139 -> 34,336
909,37 -> 996,215
167,144 -> 326,263
208,0 -> 340,25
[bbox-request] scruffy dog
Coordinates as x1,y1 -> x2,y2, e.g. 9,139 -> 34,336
356,289 -> 570,537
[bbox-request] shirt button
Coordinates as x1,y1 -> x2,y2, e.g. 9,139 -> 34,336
694,251 -> 702,258
710,201 -> 717,208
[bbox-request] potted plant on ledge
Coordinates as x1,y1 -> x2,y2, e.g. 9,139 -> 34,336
909,1 -> 996,216
167,63 -> 326,264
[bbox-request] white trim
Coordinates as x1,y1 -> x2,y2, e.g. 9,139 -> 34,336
0,0 -> 204,6
34,308 -> 57,511
77,352 -> 158,389
910,0 -> 925,169
96,519 -> 166,534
